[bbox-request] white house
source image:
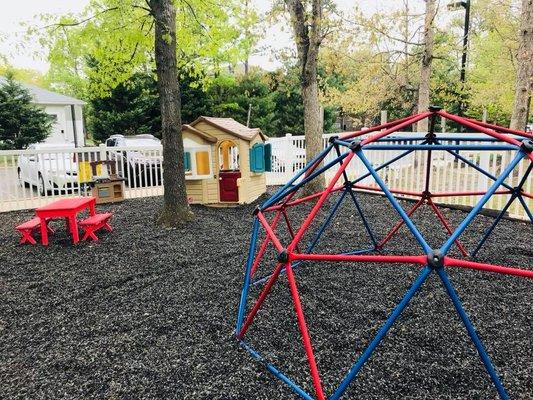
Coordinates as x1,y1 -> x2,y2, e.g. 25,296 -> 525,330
0,76 -> 86,147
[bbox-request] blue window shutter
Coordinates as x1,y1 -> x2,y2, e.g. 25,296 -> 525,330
183,151 -> 191,171
249,148 -> 256,172
250,144 -> 265,173
264,143 -> 272,172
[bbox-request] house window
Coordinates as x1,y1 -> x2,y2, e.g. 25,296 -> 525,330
183,146 -> 212,179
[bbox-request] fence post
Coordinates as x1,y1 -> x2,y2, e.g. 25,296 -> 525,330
478,151 -> 490,192
381,110 -> 388,126
285,134 -> 293,182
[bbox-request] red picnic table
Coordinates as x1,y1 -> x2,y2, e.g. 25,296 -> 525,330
35,197 -> 96,245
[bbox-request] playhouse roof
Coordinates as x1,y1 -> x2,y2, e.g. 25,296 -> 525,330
182,124 -> 217,143
190,116 -> 266,142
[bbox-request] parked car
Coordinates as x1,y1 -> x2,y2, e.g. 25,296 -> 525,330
18,143 -> 79,196
105,134 -> 163,186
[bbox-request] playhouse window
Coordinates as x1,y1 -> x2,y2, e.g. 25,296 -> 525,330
219,140 -> 239,171
183,146 -> 212,179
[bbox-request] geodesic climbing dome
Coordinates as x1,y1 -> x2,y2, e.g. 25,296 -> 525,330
235,107 -> 533,400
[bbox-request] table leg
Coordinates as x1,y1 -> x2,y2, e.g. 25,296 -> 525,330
39,217 -> 49,246
89,199 -> 96,216
70,216 -> 80,244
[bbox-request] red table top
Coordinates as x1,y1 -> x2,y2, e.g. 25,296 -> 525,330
36,197 -> 94,212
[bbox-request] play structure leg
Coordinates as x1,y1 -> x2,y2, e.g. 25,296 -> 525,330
517,195 -> 533,222
236,219 -> 260,334
427,198 -> 468,257
377,197 -> 424,250
437,268 -> 509,399
471,193 -> 517,257
357,150 -> 431,253
440,151 -> 525,254
347,188 -> 378,247
285,262 -> 326,400
331,266 -> 432,400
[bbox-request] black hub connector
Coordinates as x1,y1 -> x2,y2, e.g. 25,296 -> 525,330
344,180 -> 354,189
427,250 -> 444,269
277,249 -> 289,263
349,139 -> 362,152
253,205 -> 261,216
521,139 -> 533,153
328,135 -> 339,144
428,105 -> 443,112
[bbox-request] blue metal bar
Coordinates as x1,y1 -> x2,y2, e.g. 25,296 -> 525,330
262,144 -> 334,209
440,151 -> 525,254
443,149 -> 514,192
236,219 -> 260,334
264,151 -> 348,209
305,189 -> 348,254
347,188 -> 378,247
351,148 -> 416,185
239,340 -> 314,400
363,144 -> 519,151
436,268 -> 509,399
517,195 -> 533,223
357,149 -> 432,253
471,194 -> 517,258
331,266 -> 432,400
341,247 -> 376,256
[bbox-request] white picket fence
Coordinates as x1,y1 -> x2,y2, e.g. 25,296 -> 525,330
0,144 -> 163,213
0,134 -> 531,220
266,132 -> 533,220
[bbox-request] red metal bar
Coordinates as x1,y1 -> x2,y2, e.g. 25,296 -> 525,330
427,198 -> 468,257
250,211 -> 284,277
463,117 -> 533,139
430,189 -> 511,198
339,113 -> 418,140
265,185 -> 345,212
237,262 -> 284,339
282,209 -> 301,253
285,263 -> 326,400
290,253 -> 428,265
353,184 -> 423,198
438,110 -> 523,148
521,191 -> 533,199
376,198 -> 425,250
256,211 -> 284,253
288,152 -> 356,252
361,112 -> 433,145
445,257 -> 533,279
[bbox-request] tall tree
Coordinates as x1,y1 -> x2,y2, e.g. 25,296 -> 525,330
284,0 -> 326,193
510,0 -> 533,130
0,75 -> 53,149
149,0 -> 193,226
417,0 -> 437,131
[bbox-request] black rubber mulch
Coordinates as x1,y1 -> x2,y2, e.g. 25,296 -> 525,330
0,190 -> 531,400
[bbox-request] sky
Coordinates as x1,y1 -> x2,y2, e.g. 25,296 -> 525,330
0,0 -> 419,73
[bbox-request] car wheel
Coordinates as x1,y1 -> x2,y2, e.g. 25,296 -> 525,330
38,174 -> 47,196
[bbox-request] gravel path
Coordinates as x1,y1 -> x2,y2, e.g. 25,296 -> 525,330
0,191 -> 531,399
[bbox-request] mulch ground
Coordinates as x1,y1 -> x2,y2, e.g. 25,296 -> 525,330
0,190 -> 531,399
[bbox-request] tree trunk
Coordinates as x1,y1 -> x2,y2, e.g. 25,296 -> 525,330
150,0 -> 193,226
510,0 -> 533,130
285,0 -> 325,195
417,0 -> 436,132
302,75 -> 323,193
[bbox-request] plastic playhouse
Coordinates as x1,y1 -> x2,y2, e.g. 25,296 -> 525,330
235,107 -> 533,400
182,117 -> 271,205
